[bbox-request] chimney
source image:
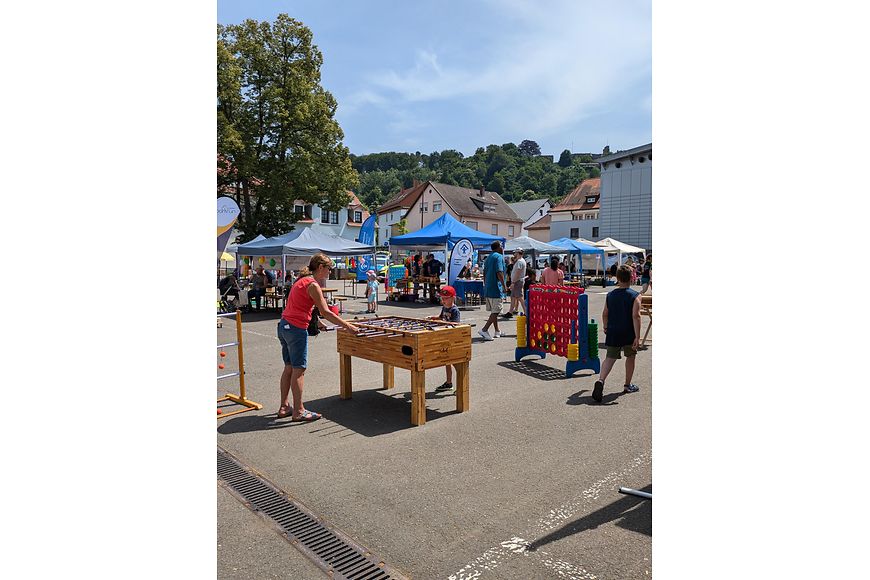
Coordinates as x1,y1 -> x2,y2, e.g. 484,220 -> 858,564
413,179 -> 421,188
478,185 -> 485,198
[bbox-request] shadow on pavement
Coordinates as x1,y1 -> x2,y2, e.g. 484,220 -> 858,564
566,388 -> 627,406
498,360 -> 594,382
219,391 -> 459,437
527,484 -> 652,551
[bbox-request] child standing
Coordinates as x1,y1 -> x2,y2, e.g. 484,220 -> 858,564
365,270 -> 378,313
592,264 -> 642,403
430,285 -> 461,393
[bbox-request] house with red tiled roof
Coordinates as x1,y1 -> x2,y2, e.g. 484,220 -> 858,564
548,178 -> 601,241
379,180 -> 523,242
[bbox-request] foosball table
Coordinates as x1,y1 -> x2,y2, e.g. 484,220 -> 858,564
336,315 -> 472,426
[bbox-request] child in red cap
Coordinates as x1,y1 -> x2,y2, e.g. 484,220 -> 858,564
429,285 -> 461,393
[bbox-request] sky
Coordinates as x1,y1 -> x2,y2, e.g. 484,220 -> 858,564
218,0 -> 651,158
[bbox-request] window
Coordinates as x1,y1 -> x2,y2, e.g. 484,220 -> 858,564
491,224 -> 498,235
570,228 -> 579,238
321,210 -> 330,224
592,227 -> 599,237
586,196 -> 596,204
466,221 -> 478,231
354,210 -> 362,222
540,209 -> 544,216
295,204 -> 304,217
421,202 -> 428,212
331,211 -> 338,224
484,204 -> 496,213
508,225 -> 515,236
433,201 -> 442,212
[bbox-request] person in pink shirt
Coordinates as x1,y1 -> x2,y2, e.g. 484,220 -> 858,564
540,255 -> 565,285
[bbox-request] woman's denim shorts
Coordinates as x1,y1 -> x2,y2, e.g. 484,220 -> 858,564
277,321 -> 308,368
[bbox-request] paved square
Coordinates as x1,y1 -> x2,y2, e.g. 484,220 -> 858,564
217,287 -> 651,579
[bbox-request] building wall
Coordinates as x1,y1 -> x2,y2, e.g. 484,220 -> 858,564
549,215 -> 600,241
527,228 -> 550,242
298,204 -> 362,241
598,150 -> 652,250
378,207 -> 407,245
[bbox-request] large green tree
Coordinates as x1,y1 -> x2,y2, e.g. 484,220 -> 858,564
218,15 -> 358,240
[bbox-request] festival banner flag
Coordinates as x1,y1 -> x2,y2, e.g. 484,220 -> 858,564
448,238 -> 473,286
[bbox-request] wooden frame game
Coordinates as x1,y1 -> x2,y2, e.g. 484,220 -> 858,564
336,315 -> 472,426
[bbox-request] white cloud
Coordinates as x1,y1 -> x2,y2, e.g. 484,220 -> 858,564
346,0 -> 651,140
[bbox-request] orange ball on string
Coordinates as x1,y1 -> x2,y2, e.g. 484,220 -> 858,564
220,351 -> 226,358
218,363 -> 225,369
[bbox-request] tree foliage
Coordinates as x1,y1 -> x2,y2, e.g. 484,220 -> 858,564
217,15 -> 358,240
351,143 -> 601,208
518,139 -> 541,157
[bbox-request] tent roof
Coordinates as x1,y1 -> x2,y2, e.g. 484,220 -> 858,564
504,235 -> 565,254
237,228 -> 375,256
596,237 -> 646,254
549,237 -> 606,255
388,213 -> 505,248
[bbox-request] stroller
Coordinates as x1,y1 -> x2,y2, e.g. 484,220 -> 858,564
217,275 -> 242,313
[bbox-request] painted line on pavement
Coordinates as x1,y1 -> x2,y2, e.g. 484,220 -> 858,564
448,453 -> 650,580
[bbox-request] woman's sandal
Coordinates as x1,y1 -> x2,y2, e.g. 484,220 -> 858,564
277,405 -> 293,419
291,410 -> 322,422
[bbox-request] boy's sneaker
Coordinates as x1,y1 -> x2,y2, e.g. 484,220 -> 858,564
592,380 -> 604,403
623,383 -> 640,393
502,312 -> 513,319
478,329 -> 493,341
493,331 -> 502,338
435,382 -> 454,392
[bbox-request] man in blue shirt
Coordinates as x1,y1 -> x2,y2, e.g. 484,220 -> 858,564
479,240 -> 508,341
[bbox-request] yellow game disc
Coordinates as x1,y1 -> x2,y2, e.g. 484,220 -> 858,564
530,339 -> 536,348
550,344 -> 556,352
536,331 -> 542,339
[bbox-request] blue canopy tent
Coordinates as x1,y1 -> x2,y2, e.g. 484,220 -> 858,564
389,213 -> 505,249
548,238 -> 606,283
389,213 -> 506,283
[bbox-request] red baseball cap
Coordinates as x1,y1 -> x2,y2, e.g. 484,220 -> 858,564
439,285 -> 456,297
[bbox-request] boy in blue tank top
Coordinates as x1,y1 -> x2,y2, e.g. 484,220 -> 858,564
593,264 -> 643,403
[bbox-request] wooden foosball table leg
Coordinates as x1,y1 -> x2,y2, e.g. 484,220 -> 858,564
340,354 -> 353,399
382,364 -> 394,390
454,362 -> 469,413
410,369 -> 426,426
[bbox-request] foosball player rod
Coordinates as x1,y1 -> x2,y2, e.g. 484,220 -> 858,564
618,487 -> 652,500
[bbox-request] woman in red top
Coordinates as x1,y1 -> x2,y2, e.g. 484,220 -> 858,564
277,253 -> 358,421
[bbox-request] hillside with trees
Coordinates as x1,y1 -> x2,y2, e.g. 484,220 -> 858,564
351,140 -> 602,213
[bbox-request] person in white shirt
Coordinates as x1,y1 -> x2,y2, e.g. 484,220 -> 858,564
506,248 -> 527,317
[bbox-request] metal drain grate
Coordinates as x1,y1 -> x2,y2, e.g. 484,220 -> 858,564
218,448 -> 407,580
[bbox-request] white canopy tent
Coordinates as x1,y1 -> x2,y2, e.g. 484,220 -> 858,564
592,237 -> 646,269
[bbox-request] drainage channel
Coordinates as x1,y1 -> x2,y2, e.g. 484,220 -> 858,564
218,448 -> 408,580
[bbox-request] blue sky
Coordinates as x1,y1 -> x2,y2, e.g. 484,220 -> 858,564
218,0 -> 651,157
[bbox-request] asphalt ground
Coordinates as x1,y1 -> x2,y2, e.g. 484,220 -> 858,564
217,284 -> 652,579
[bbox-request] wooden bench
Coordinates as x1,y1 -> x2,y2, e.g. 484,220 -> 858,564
639,294 -> 652,348
333,296 -> 348,313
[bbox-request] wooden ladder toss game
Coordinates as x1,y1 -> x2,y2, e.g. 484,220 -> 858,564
217,310 -> 263,419
514,285 -> 601,377
336,315 -> 472,426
